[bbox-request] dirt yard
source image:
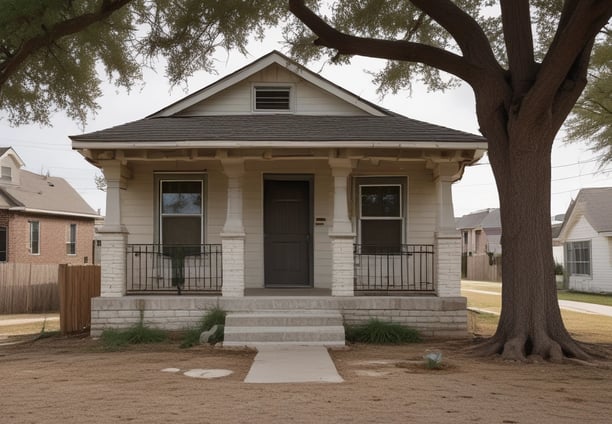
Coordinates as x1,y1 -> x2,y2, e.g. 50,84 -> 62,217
1,324 -> 612,424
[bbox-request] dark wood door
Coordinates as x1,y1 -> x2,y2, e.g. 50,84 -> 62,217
264,179 -> 312,286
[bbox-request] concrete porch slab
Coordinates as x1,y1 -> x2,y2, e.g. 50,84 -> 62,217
244,345 -> 344,384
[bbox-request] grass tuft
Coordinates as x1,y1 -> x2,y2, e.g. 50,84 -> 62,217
180,308 -> 226,348
345,319 -> 421,344
100,324 -> 168,351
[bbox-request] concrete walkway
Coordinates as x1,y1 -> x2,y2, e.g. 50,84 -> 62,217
244,345 -> 344,384
0,315 -> 59,327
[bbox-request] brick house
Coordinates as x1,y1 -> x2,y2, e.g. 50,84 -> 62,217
0,148 -> 99,264
71,51 -> 487,343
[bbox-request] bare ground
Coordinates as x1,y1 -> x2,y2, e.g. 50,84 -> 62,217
1,323 -> 612,424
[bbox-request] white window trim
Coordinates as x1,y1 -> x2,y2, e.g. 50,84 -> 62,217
357,181 -> 405,247
251,83 -> 295,113
156,175 -> 206,245
565,239 -> 592,277
66,223 -> 77,256
29,220 -> 40,256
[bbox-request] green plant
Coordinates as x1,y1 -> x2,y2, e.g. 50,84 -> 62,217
100,324 -> 168,351
180,308 -> 226,348
345,319 -> 421,344
554,263 -> 564,276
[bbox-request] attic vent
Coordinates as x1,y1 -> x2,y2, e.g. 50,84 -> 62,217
254,86 -> 291,111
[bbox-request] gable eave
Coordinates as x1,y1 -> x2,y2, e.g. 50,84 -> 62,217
149,51 -> 389,118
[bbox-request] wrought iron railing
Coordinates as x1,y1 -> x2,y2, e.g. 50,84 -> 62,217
126,244 -> 222,294
354,244 -> 434,294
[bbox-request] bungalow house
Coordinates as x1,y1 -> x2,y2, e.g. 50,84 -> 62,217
0,147 -> 98,264
71,51 -> 487,344
556,187 -> 612,293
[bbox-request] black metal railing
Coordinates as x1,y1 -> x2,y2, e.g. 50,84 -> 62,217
354,244 -> 434,294
126,244 -> 222,294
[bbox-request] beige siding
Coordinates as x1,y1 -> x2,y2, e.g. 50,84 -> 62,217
120,158 -> 438,290
178,64 -> 369,116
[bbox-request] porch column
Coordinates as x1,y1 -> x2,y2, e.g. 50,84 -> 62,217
329,158 -> 355,296
98,161 -> 128,297
221,158 -> 246,297
434,163 -> 462,297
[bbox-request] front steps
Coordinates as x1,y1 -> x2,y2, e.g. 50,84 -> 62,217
223,310 -> 346,347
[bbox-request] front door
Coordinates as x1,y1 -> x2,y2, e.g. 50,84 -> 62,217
264,178 -> 312,287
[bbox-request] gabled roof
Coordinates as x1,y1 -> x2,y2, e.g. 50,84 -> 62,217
150,50 -> 389,118
558,187 -> 612,238
456,208 -> 500,231
0,147 -> 25,167
70,51 -> 486,149
0,169 -> 98,218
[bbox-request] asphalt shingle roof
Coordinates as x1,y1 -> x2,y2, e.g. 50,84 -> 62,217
71,115 -> 486,144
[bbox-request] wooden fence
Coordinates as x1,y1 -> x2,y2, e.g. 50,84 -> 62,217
58,264 -> 101,334
0,263 -> 60,314
465,254 -> 503,282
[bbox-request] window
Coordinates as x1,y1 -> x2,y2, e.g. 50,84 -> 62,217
1,166 -> 11,181
0,227 -> 6,261
29,221 -> 40,255
359,182 -> 404,254
66,223 -> 77,255
158,178 -> 204,246
253,86 -> 291,111
566,240 -> 591,276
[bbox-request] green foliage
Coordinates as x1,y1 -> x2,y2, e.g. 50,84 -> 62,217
345,319 -> 421,344
0,0 -> 287,126
554,262 -> 564,275
100,323 -> 168,350
180,307 -> 226,348
564,31 -> 612,167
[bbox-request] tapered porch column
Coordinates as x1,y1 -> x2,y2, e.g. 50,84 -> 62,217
433,163 -> 462,297
221,158 -> 246,297
98,161 -> 128,297
329,158 -> 355,296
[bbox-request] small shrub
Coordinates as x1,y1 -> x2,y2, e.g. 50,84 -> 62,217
345,319 -> 421,344
180,308 -> 226,348
554,262 -> 564,275
101,324 -> 168,350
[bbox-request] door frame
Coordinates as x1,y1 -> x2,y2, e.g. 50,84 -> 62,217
262,174 -> 314,288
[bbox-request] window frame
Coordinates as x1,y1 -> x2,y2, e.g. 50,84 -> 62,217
1,166 -> 11,181
66,223 -> 77,256
29,220 -> 40,255
154,173 -> 206,246
0,226 -> 7,261
565,240 -> 592,276
355,177 -> 407,254
252,84 -> 294,113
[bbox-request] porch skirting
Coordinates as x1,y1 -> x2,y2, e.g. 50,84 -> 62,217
90,295 -> 468,339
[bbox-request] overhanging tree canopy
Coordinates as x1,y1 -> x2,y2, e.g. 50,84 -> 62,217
288,0 -> 611,362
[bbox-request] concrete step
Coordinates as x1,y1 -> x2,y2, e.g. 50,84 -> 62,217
225,310 -> 343,327
223,310 -> 346,347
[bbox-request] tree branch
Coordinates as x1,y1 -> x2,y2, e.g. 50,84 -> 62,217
523,0 -> 612,119
409,0 -> 501,72
0,0 -> 132,88
288,0 -> 482,86
500,0 -> 536,95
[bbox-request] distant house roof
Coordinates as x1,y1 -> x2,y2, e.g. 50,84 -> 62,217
456,208 -> 501,231
0,169 -> 98,218
558,187 -> 612,238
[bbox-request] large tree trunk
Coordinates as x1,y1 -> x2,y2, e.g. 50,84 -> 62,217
477,117 -> 590,362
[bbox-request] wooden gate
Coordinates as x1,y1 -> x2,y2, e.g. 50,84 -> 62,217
58,264 -> 101,334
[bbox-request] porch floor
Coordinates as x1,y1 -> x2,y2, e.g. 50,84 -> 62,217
244,288 -> 332,296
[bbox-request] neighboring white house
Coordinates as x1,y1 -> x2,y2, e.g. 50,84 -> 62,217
70,51 -> 487,342
556,187 -> 612,293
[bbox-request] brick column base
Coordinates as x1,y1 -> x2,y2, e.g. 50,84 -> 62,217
330,234 -> 355,296
221,234 -> 245,297
98,231 -> 127,297
435,232 -> 462,297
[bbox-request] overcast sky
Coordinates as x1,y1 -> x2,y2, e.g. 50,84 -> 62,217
0,34 -> 609,219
